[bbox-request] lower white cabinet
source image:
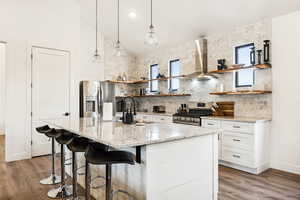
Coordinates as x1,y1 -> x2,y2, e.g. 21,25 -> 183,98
202,118 -> 270,174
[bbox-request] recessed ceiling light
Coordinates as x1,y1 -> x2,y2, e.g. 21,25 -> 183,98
128,11 -> 137,19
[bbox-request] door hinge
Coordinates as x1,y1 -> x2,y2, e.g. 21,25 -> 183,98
31,54 -> 33,60
30,112 -> 33,117
30,83 -> 33,88
31,141 -> 33,145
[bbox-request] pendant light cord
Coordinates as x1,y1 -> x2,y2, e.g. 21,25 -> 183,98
95,0 -> 99,53
150,0 -> 153,27
117,0 -> 120,43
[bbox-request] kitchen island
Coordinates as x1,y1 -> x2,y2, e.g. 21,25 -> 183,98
44,118 -> 219,200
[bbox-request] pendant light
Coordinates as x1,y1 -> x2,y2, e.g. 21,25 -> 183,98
144,0 -> 158,47
114,0 -> 125,57
93,0 -> 101,62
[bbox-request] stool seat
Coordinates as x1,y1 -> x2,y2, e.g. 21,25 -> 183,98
36,125 -> 51,134
85,148 -> 135,165
67,136 -> 90,152
45,128 -> 62,138
55,130 -> 74,145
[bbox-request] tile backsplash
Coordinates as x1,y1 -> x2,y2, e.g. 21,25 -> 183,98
107,19 -> 272,118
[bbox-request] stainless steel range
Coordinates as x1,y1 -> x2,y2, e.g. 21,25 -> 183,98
173,108 -> 213,126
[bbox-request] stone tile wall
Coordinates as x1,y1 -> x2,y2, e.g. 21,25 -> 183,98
125,20 -> 272,118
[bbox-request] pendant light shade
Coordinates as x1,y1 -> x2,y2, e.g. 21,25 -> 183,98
93,0 -> 101,63
145,0 -> 158,47
114,0 -> 125,57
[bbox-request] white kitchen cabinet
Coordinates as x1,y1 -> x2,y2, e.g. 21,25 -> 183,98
202,118 -> 270,174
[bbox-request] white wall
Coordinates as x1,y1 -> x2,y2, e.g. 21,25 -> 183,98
0,43 -> 5,135
271,11 -> 300,174
0,0 -> 81,161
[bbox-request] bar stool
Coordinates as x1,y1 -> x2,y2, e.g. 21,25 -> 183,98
67,136 -> 91,200
36,125 -> 62,185
48,129 -> 74,199
85,143 -> 136,200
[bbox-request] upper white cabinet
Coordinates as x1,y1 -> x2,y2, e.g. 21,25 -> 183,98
202,118 -> 270,174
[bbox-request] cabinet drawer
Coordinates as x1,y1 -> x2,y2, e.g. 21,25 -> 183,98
222,121 -> 254,133
222,147 -> 254,168
222,131 -> 254,151
202,120 -> 221,129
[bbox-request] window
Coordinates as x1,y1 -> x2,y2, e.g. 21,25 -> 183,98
235,43 -> 255,87
150,64 -> 159,92
169,59 -> 180,91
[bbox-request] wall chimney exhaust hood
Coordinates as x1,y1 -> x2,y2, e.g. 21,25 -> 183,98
187,37 -> 217,80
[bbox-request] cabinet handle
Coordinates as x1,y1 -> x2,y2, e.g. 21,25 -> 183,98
233,125 -> 241,128
208,123 -> 214,126
233,139 -> 241,142
232,155 -> 240,158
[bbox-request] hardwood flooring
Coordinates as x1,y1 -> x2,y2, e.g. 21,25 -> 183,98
219,166 -> 300,200
0,135 -> 299,200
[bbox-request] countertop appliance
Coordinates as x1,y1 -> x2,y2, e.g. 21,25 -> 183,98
153,105 -> 166,113
173,108 -> 213,126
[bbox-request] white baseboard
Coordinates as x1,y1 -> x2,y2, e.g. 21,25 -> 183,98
5,151 -> 31,162
271,161 -> 300,175
219,160 -> 269,175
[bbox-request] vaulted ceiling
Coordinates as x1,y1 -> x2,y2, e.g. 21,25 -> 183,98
81,0 -> 300,56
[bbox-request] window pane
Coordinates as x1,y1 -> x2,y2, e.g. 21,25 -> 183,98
235,44 -> 254,87
170,60 -> 180,91
237,69 -> 254,86
150,64 -> 159,92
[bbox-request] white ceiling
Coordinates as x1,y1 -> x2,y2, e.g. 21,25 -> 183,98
81,0 -> 300,56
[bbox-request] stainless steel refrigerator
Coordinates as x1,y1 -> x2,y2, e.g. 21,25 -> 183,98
79,81 -> 115,121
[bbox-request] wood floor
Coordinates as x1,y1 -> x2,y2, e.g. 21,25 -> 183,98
0,135 -> 300,200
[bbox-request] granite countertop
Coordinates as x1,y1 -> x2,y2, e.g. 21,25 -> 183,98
201,116 -> 272,123
42,118 -> 218,149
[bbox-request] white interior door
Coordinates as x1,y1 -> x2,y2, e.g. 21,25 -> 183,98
0,42 -> 5,135
31,47 -> 70,157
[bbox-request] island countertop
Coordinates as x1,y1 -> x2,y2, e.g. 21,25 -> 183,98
42,118 -> 219,149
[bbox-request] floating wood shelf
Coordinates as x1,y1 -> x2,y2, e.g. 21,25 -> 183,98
106,75 -> 187,84
210,90 -> 272,95
116,93 -> 191,98
208,64 -> 271,74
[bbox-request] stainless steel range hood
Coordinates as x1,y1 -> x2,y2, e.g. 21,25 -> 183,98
187,37 -> 216,80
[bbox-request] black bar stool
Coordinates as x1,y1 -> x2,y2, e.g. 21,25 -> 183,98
85,143 -> 136,200
67,136 -> 91,200
48,129 -> 74,199
36,125 -> 62,185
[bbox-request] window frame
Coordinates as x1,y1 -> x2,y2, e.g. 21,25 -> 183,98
149,63 -> 159,92
234,43 -> 255,88
168,59 -> 180,92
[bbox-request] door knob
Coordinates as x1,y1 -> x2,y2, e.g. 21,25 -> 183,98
63,112 -> 70,116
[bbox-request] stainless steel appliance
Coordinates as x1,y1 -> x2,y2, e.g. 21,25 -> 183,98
153,105 -> 166,113
80,81 -> 101,118
80,81 -> 116,120
172,108 -> 213,126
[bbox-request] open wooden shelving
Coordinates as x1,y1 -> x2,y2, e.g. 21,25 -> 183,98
210,90 -> 272,95
208,64 -> 271,74
116,93 -> 191,98
106,74 -> 187,84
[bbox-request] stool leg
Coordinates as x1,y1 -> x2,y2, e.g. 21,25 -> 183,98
85,160 -> 91,200
73,152 -> 78,198
40,138 -> 62,185
106,164 -> 112,200
47,144 -> 73,199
